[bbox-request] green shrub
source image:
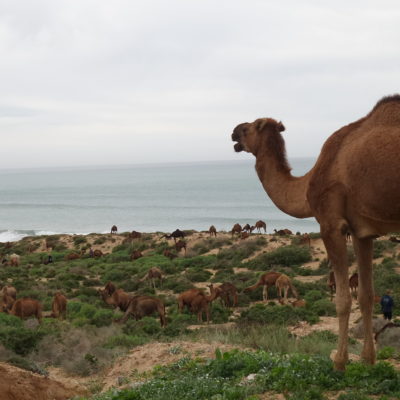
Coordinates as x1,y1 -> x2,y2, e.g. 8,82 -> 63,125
377,346 -> 396,360
103,334 -> 147,349
309,299 -> 336,316
185,269 -> 212,282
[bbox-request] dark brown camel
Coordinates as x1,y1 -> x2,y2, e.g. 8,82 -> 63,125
118,295 -> 166,326
104,281 -> 117,296
111,225 -> 118,234
93,249 -> 103,258
175,240 -> 187,254
244,271 -> 282,301
274,229 -> 293,236
163,249 -> 177,260
349,272 -> 359,296
162,229 -> 185,243
242,224 -> 252,233
231,223 -> 242,237
208,225 -> 217,237
231,96 -> 400,369
131,250 -> 143,260
131,231 -> 142,239
255,220 -> 267,233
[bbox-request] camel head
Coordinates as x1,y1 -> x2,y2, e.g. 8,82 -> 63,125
231,118 -> 285,156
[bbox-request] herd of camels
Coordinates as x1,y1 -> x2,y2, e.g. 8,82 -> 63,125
232,94 -> 400,370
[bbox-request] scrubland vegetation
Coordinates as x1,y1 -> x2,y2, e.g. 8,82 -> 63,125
0,231 -> 399,399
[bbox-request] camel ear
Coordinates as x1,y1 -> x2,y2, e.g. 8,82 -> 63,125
255,119 -> 269,132
277,121 -> 285,132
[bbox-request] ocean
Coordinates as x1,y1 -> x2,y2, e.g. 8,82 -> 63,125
0,158 -> 319,242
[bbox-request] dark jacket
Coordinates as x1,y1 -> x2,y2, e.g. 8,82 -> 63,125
381,295 -> 394,313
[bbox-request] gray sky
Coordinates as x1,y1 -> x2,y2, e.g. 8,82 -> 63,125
0,0 -> 399,169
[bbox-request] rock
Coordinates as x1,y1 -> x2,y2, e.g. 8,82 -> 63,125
376,324 -> 400,351
350,317 -> 387,339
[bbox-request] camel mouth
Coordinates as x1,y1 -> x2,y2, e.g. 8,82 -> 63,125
233,142 -> 244,152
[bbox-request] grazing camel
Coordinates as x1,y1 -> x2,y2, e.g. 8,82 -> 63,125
242,224 -> 252,233
255,220 -> 267,233
231,95 -> 400,370
214,282 -> 238,307
177,288 -> 204,313
274,229 -> 293,236
161,229 -> 185,243
244,271 -> 282,301
275,274 -> 298,303
131,250 -> 143,260
140,267 -> 163,289
51,292 -> 67,319
100,288 -> 132,312
231,223 -> 242,237
175,240 -> 187,254
118,296 -> 166,326
349,272 -> 359,296
111,225 -> 118,234
9,298 -> 42,323
163,249 -> 177,260
208,225 -> 217,237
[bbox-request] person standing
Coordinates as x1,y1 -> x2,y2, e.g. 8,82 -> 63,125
380,290 -> 394,320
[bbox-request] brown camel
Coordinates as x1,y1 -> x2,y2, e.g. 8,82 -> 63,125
175,240 -> 187,254
104,281 -> 117,296
163,249 -> 177,260
65,252 -> 80,261
9,254 -> 20,267
255,220 -> 267,233
190,284 -> 220,323
299,233 -> 311,247
231,223 -> 242,237
231,95 -> 400,370
275,274 -> 298,303
131,230 -> 142,239
177,288 -> 204,313
131,250 -> 143,260
214,282 -> 238,307
243,271 -> 282,301
140,267 -> 163,289
240,232 -> 250,240
51,292 -> 67,319
8,298 -> 42,323
2,285 -> 16,301
93,249 -> 103,258
290,299 -> 306,307
100,288 -> 132,312
111,225 -> 118,234
208,225 -> 217,237
242,224 -> 252,233
274,229 -> 292,236
118,295 -> 166,326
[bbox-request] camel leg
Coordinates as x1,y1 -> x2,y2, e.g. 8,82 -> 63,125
321,223 -> 351,370
353,237 -> 375,365
262,285 -> 268,302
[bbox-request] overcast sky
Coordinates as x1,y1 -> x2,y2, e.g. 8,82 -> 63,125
0,0 -> 399,169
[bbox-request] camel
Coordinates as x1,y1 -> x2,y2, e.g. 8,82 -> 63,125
51,292 -> 67,319
8,298 -> 42,323
190,284 -> 220,323
243,271 -> 282,301
214,282 -> 238,307
140,267 -> 163,289
100,288 -> 132,312
131,230 -> 142,239
275,274 -> 298,303
65,252 -> 80,261
274,229 -> 293,236
177,288 -> 204,313
255,220 -> 267,233
175,240 -> 187,254
242,224 -> 252,233
231,223 -> 242,237
9,254 -> 20,267
104,281 -> 117,296
208,225 -> 217,237
290,299 -> 306,307
240,232 -> 250,240
162,229 -> 185,243
93,249 -> 103,258
131,250 -> 143,260
2,285 -> 16,301
231,95 -> 400,370
163,249 -> 177,260
111,225 -> 118,234
118,295 -> 166,326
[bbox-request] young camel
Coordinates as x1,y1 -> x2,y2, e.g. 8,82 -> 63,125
214,282 -> 238,307
243,271 -> 282,301
231,95 -> 400,370
190,284 -> 220,323
140,267 -> 163,289
275,274 -> 299,304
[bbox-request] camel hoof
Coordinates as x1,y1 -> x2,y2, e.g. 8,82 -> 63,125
333,361 -> 346,371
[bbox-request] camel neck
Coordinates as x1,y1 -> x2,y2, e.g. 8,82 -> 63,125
255,146 -> 314,218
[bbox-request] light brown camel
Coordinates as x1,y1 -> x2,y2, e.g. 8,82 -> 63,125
51,292 -> 67,319
275,274 -> 298,303
140,267 -> 163,289
190,284 -> 220,323
231,223 -> 242,237
2,285 -> 16,301
9,298 -> 42,323
214,282 -> 238,307
208,225 -> 217,237
255,220 -> 267,233
118,295 -> 166,326
231,95 -> 400,370
243,271 -> 282,301
177,288 -> 204,313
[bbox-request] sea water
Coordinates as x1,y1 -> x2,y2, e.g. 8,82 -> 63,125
0,158 -> 319,242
